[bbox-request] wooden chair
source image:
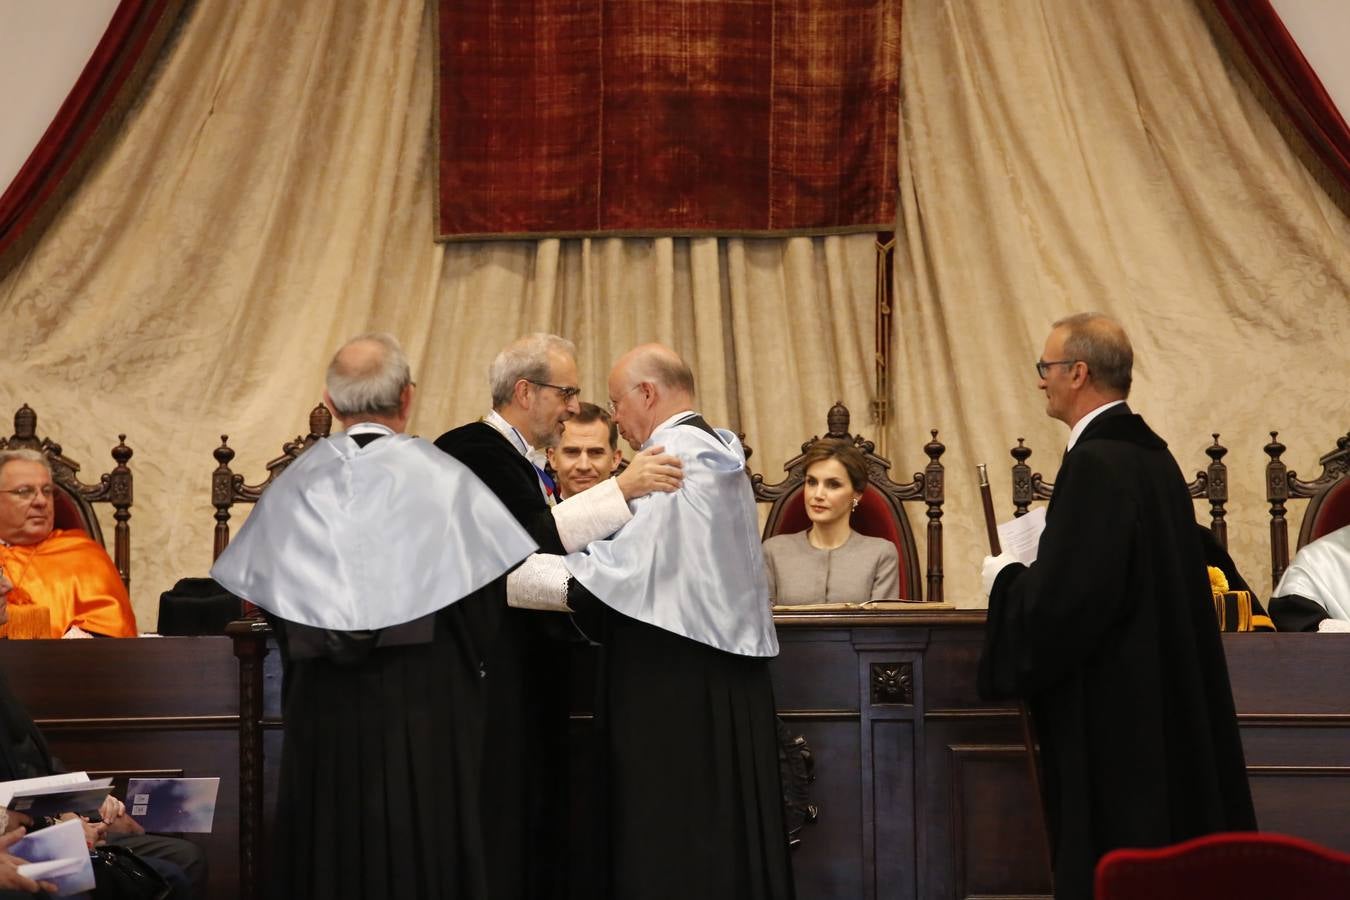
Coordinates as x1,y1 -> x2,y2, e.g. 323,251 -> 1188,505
1009,433 -> 1233,546
1265,430 -> 1350,589
751,402 -> 946,603
211,403 -> 333,560
0,404 -> 133,589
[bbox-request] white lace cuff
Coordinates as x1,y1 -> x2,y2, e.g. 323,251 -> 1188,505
1317,618 -> 1350,633
507,554 -> 572,612
552,477 -> 633,552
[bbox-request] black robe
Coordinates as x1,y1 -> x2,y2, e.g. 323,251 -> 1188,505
978,405 -> 1256,900
434,421 -> 573,900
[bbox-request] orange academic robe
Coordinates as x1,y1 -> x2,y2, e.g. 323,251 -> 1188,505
0,529 -> 137,638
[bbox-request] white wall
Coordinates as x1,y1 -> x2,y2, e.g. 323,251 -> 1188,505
0,0 -> 121,194
1271,0 -> 1350,126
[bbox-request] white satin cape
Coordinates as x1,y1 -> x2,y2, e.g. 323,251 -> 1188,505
562,417 -> 778,657
1274,522 -> 1350,621
210,432 -> 537,630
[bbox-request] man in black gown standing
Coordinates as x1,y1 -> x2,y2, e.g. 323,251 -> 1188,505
212,333 -> 537,900
978,313 -> 1255,900
434,333 -> 682,900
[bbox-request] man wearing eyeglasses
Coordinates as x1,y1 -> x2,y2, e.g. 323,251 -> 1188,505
977,313 -> 1254,900
0,449 -> 137,638
434,333 -> 683,900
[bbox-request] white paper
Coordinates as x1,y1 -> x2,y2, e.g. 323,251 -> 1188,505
997,506 -> 1047,566
12,818 -> 97,895
0,771 -> 89,807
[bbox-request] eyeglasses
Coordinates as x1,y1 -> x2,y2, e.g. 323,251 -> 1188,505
0,485 -> 55,502
526,380 -> 581,402
606,383 -> 643,414
1035,359 -> 1080,379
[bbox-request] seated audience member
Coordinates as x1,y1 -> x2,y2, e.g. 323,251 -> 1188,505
1270,522 -> 1350,632
0,580 -> 204,898
0,449 -> 137,638
546,402 -> 624,501
761,439 -> 899,604
1198,523 -> 1274,632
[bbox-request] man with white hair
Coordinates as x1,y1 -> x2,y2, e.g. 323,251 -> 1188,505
212,333 -> 536,900
434,333 -> 683,900
506,343 -> 793,898
0,449 -> 137,638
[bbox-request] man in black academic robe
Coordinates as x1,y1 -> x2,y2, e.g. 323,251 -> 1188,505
212,334 -> 538,900
434,334 -> 681,900
978,314 -> 1255,900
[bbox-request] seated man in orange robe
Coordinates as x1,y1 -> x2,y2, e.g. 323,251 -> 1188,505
0,449 -> 137,638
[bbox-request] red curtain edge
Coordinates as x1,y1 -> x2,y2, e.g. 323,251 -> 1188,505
0,0 -> 173,258
1210,0 -> 1350,193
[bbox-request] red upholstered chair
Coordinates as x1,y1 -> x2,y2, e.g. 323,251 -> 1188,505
751,402 -> 945,603
1009,433 -> 1233,545
1265,430 -> 1350,589
0,404 -> 134,590
1095,832 -> 1350,900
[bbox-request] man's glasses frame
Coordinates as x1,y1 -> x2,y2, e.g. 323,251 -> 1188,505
0,485 -> 55,502
526,380 -> 581,402
1035,359 -> 1081,379
606,383 -> 644,414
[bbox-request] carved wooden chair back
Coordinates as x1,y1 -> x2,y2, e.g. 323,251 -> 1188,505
211,404 -> 333,560
751,402 -> 946,603
1009,433 -> 1232,545
0,404 -> 133,590
1264,430 -> 1350,588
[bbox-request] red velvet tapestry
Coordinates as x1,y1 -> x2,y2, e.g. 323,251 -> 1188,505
436,0 -> 900,240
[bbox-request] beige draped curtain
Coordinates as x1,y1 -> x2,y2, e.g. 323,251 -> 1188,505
895,0 -> 1350,604
0,0 -> 876,626
2,0 -> 1347,625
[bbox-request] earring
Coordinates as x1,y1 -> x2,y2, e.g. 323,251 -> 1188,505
851,497 -> 860,512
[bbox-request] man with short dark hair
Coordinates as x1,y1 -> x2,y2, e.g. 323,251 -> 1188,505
547,402 -> 623,501
212,333 -> 536,899
977,313 -> 1255,900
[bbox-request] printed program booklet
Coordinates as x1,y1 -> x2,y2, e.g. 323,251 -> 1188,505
5,776 -> 113,820
12,817 -> 96,896
126,777 -> 220,833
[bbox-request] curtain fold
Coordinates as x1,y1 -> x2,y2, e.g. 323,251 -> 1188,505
1208,0 -> 1350,203
0,0 -> 186,279
894,0 -> 1350,604
0,0 -> 876,626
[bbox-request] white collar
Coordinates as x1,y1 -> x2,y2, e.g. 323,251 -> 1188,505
1066,400 -> 1126,452
643,410 -> 699,449
345,422 -> 395,437
485,409 -> 550,468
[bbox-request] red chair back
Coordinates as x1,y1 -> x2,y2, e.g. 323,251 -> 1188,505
1301,477 -> 1350,546
1096,832 -> 1350,900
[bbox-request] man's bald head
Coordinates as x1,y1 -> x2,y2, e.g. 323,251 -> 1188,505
607,343 -> 697,448
324,332 -> 413,428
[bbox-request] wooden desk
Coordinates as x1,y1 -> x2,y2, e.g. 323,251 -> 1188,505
6,616 -> 1346,900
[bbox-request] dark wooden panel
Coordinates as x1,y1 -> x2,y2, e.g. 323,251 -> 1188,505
788,721 -> 865,900
1249,772 -> 1350,852
1,637 -> 240,900
773,629 -> 861,711
947,744 -> 1051,899
1225,633 -> 1350,713
1239,724 -> 1350,766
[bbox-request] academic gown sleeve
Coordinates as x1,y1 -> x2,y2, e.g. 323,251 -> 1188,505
435,426 -> 566,554
978,448 -> 1138,700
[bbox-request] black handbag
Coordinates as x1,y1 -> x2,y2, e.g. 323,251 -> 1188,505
89,844 -> 171,900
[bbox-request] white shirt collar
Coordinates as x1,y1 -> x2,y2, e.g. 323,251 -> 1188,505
644,410 -> 698,449
485,409 -> 551,471
345,422 -> 395,437
1066,400 -> 1126,452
